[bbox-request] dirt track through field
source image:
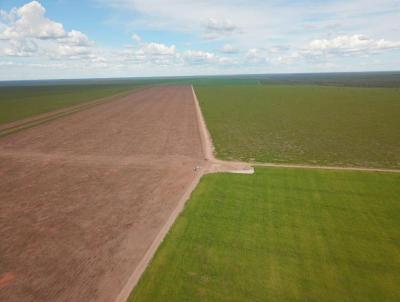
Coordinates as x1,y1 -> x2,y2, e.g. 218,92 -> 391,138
191,86 -> 254,175
0,86 -> 205,302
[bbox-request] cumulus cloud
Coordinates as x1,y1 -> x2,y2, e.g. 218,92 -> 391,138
1,39 -> 38,57
0,1 -> 95,60
203,18 -> 239,40
270,52 -> 302,65
220,44 -> 239,54
267,34 -> 400,67
61,30 -> 94,47
307,34 -> 400,55
183,50 -> 234,66
90,0 -> 400,74
131,33 -> 141,43
141,42 -> 176,55
183,50 -> 216,64
0,1 -> 65,40
3,1 -> 400,79
122,39 -> 177,65
122,36 -> 230,67
53,45 -> 92,58
245,48 -> 267,63
122,34 -> 237,67
204,18 -> 237,33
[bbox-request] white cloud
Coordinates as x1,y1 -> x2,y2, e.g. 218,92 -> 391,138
204,18 -> 237,33
0,1 -> 65,40
131,33 -> 141,43
122,40 -> 177,65
221,44 -> 239,54
121,35 -> 234,68
61,30 -> 93,47
1,38 -> 38,57
183,50 -> 216,64
245,48 -> 267,63
217,56 -> 238,65
100,0 -> 400,51
203,18 -> 240,40
202,17 -> 239,40
2,0 -> 400,79
183,50 -> 235,66
271,52 -> 302,65
53,45 -> 92,58
141,42 -> 176,55
307,34 -> 400,55
0,1 -> 97,61
98,0 -> 264,43
0,7 -> 17,23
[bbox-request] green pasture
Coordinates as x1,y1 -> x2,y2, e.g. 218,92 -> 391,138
196,85 -> 400,168
130,167 -> 400,302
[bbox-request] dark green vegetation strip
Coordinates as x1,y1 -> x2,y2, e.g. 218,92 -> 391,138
130,168 -> 400,302
196,85 -> 400,169
259,71 -> 400,88
0,84 -> 138,125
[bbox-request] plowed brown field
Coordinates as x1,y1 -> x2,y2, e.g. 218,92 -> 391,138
0,86 -> 204,302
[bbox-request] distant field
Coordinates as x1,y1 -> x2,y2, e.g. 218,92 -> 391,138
173,77 -> 258,86
129,167 -> 400,302
0,84 -> 137,125
0,77 -> 258,126
196,85 -> 400,168
259,71 -> 400,88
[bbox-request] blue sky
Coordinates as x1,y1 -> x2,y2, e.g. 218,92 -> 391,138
0,0 -> 399,80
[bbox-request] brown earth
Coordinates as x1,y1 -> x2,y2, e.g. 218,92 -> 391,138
0,88 -> 141,137
0,86 -> 204,302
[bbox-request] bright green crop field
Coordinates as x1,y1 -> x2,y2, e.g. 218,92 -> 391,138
0,84 -> 137,125
130,168 -> 400,302
196,85 -> 400,169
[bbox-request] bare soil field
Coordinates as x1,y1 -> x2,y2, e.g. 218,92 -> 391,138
0,86 -> 204,302
0,88 -> 139,137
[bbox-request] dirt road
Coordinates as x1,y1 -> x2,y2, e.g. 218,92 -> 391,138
0,86 -> 204,302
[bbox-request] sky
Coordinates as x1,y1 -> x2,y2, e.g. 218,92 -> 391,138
0,0 -> 399,80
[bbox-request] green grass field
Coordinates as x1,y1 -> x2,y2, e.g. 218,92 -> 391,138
0,84 -> 138,125
130,168 -> 400,302
196,85 -> 400,169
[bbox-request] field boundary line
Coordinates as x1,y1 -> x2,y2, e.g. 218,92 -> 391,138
114,161 -> 206,302
114,85 -> 210,302
191,86 -> 215,162
252,162 -> 400,173
191,85 -> 254,174
0,87 -> 150,138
